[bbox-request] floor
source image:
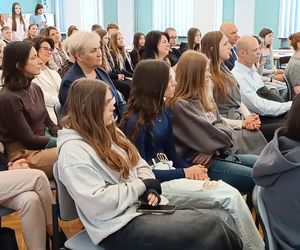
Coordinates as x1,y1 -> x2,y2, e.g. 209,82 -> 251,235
1,211 -> 83,250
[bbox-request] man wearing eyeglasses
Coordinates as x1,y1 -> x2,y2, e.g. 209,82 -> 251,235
165,27 -> 181,67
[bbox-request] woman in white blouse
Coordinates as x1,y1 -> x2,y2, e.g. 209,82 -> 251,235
32,36 -> 61,124
6,2 -> 27,41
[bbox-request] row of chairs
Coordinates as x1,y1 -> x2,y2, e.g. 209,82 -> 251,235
1,177 -> 276,250
0,101 -> 278,249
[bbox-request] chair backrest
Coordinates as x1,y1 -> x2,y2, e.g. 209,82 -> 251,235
54,102 -> 62,127
52,162 -> 78,221
0,207 -> 15,219
278,55 -> 291,67
0,206 -> 15,227
252,185 -> 277,250
283,75 -> 292,101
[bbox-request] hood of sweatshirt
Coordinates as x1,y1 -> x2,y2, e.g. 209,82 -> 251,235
57,128 -> 83,154
253,128 -> 300,187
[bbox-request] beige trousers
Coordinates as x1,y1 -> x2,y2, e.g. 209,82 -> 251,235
6,142 -> 57,179
0,169 -> 54,250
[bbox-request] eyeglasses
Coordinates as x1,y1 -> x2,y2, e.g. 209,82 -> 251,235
169,36 -> 177,39
40,47 -> 53,52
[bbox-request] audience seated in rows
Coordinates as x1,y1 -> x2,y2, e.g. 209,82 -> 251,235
0,41 -> 58,179
56,77 -> 243,250
167,50 -> 257,194
45,26 -> 69,76
32,36 -> 62,124
120,59 -> 264,250
201,31 -> 267,154
58,31 -> 125,120
232,36 -> 292,140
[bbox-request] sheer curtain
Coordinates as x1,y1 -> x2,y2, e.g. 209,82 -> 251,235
55,0 -> 103,33
152,0 -> 193,36
278,0 -> 300,38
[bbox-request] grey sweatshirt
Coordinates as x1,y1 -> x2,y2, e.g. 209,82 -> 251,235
253,128 -> 300,250
57,128 -> 155,245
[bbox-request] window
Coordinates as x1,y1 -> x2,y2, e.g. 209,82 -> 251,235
55,0 -> 103,33
278,0 -> 300,38
152,0 -> 193,36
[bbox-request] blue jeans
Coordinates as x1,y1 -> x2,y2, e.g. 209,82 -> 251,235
161,179 -> 265,250
207,154 -> 257,193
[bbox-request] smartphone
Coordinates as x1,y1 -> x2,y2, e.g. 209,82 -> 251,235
136,203 -> 176,214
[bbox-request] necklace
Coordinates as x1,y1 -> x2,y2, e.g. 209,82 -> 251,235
22,89 -> 36,106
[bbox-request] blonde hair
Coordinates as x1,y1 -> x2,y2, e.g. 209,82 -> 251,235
110,31 -> 129,71
168,50 -> 215,112
66,31 -> 100,58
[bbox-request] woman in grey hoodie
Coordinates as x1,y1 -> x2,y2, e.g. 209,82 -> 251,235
57,78 -> 242,249
253,94 -> 300,250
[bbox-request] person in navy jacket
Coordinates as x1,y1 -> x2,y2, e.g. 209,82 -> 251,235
59,31 -> 124,120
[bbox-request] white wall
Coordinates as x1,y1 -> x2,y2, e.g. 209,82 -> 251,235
193,0 -> 223,35
60,0 -> 103,33
234,0 -> 256,35
118,0 -> 134,46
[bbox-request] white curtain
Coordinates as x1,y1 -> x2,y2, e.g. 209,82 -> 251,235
152,0 -> 193,36
278,0 -> 300,38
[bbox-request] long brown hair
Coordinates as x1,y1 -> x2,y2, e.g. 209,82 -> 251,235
201,31 -> 236,101
187,27 -> 201,51
132,32 -> 145,62
110,31 -> 128,70
94,28 -> 113,72
11,2 -> 26,32
120,60 -> 170,141
167,50 -> 215,112
61,78 -> 139,179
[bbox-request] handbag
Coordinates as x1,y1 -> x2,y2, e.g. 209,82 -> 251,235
149,153 -> 175,170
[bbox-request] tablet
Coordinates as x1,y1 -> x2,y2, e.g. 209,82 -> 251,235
136,203 -> 176,214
